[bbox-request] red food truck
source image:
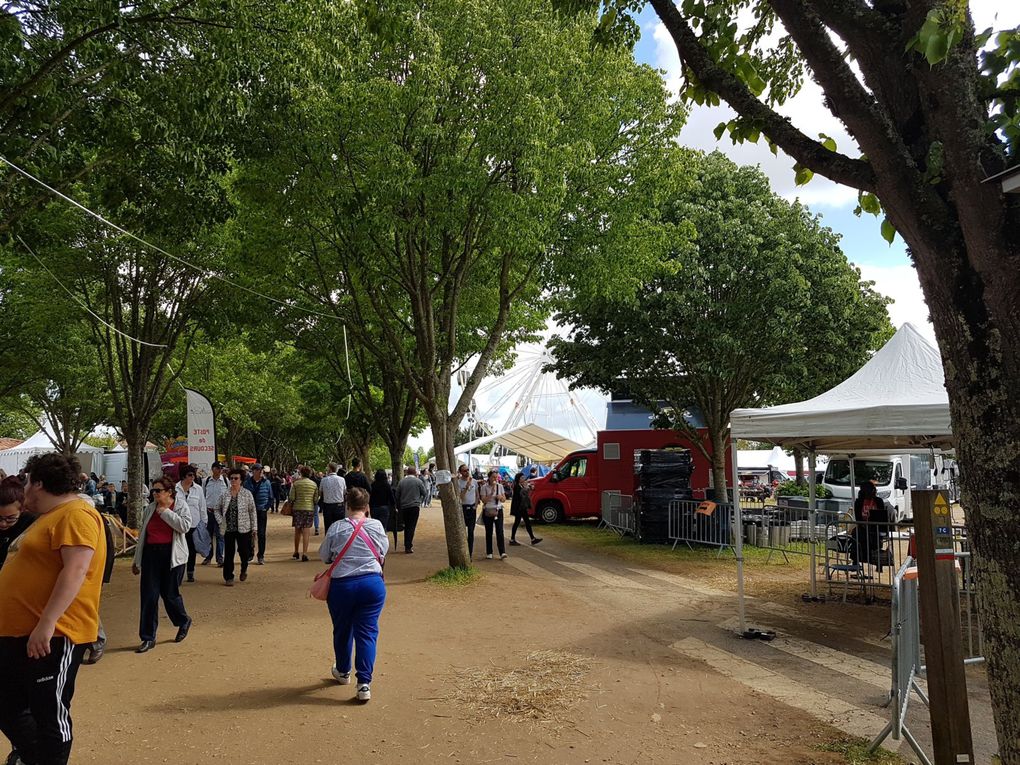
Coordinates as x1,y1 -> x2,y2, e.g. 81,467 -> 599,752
527,428 -> 731,523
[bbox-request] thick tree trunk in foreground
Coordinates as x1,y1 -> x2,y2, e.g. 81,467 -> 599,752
923,245 -> 1020,761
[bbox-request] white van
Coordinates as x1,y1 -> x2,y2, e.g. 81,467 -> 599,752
822,454 -> 916,524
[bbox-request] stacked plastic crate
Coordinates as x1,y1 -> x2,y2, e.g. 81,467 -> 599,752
635,449 -> 693,543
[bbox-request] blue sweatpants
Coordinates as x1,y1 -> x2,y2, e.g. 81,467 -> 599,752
327,573 -> 386,685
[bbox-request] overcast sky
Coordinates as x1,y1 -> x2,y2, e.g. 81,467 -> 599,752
410,3 -> 1018,452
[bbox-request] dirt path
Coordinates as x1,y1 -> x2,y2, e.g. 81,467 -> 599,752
60,510 -> 990,764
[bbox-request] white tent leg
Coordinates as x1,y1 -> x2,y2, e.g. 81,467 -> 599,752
808,450 -> 818,599
731,441 -> 747,634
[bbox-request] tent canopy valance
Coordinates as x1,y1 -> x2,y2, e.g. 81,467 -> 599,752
454,423 -> 585,464
730,323 -> 953,452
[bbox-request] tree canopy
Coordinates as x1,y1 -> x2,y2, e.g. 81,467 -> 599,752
228,0 -> 680,566
549,150 -> 892,498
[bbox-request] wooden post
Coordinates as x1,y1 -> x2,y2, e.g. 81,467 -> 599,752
912,489 -> 974,765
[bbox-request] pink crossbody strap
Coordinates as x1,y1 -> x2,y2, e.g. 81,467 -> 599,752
320,518 -> 365,579
356,525 -> 384,567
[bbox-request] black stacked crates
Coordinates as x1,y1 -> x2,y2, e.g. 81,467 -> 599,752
635,449 -> 693,543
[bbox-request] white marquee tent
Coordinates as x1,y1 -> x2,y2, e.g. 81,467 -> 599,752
731,323 -> 952,452
455,422 -> 586,464
727,323 -> 954,633
0,429 -> 105,477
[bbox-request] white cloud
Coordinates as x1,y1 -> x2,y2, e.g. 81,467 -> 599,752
857,263 -> 935,343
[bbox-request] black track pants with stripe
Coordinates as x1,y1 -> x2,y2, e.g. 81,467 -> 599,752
0,635 -> 85,765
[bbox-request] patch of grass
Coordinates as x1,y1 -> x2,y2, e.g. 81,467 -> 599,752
535,520 -> 818,601
426,566 -> 483,587
538,521 -> 811,570
817,735 -> 906,765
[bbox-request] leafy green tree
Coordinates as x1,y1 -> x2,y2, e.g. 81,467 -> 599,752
0,407 -> 38,440
548,151 -> 891,500
231,0 -> 678,567
0,250 -> 111,452
557,1 -> 1020,744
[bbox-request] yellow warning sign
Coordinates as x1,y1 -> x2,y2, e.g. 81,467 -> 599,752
934,492 -> 951,516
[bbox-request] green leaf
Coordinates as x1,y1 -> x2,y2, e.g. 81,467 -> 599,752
793,163 -> 814,186
859,192 -> 881,216
819,133 -> 837,152
881,217 -> 896,244
713,121 -> 728,140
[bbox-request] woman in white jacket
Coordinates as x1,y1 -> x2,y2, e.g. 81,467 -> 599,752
132,475 -> 192,653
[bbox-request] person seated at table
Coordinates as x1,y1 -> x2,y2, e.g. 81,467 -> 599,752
851,481 -> 889,568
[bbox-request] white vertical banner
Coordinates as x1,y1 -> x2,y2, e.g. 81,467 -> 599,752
185,388 -> 216,473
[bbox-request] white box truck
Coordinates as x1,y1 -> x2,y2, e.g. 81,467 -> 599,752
823,454 -> 920,523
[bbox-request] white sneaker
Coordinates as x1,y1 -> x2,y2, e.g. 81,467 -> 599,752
500,553 -> 508,559
485,554 -> 493,559
357,683 -> 371,702
331,666 -> 351,685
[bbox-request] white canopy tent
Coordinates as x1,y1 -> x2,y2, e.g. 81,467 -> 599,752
731,323 -> 952,451
0,429 -> 106,477
454,423 -> 586,464
727,323 -> 954,633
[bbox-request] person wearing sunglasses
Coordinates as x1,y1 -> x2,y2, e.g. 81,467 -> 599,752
213,469 -> 257,586
131,476 -> 192,653
0,475 -> 33,569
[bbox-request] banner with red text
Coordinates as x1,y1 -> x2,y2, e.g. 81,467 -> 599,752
185,388 -> 216,474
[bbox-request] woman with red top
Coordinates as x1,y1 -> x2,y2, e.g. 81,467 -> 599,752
131,476 -> 192,653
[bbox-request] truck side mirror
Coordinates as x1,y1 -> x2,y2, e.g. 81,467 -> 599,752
895,476 -> 908,491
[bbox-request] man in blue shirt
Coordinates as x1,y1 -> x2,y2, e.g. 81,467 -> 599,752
243,464 -> 274,565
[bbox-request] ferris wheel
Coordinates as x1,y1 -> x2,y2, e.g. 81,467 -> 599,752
462,347 -> 601,452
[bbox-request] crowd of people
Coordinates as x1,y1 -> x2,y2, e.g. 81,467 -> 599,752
0,453 -> 548,765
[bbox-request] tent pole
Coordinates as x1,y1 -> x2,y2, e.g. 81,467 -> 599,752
808,449 -> 818,599
731,440 -> 747,634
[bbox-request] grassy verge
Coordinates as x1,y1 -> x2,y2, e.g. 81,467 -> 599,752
426,566 -> 483,587
817,735 -> 906,765
537,521 -> 812,572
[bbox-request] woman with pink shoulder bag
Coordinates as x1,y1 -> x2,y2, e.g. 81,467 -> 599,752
317,487 -> 388,702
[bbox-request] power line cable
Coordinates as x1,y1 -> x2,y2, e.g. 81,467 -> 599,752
1,154 -> 340,320
16,235 -> 169,348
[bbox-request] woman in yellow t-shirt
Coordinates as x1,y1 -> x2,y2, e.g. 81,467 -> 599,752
289,466 -> 320,562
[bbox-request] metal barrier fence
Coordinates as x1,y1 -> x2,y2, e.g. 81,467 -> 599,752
870,554 -> 986,764
600,492 -> 636,536
870,556 -> 930,764
667,499 -> 734,552
735,503 -> 974,604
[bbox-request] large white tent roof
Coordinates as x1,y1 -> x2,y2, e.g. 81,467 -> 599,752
454,423 -> 586,463
730,323 -> 953,451
13,429 -> 104,452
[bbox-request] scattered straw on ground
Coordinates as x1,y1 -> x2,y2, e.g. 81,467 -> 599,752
446,650 -> 593,726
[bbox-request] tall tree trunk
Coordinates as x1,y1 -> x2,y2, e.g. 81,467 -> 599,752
428,408 -> 470,569
124,423 -> 147,528
388,441 -> 405,485
793,448 -> 805,486
709,427 -> 729,504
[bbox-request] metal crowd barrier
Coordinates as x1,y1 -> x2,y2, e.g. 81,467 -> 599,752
600,491 -> 635,536
737,506 -> 973,605
869,553 -> 986,764
667,499 -> 734,552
